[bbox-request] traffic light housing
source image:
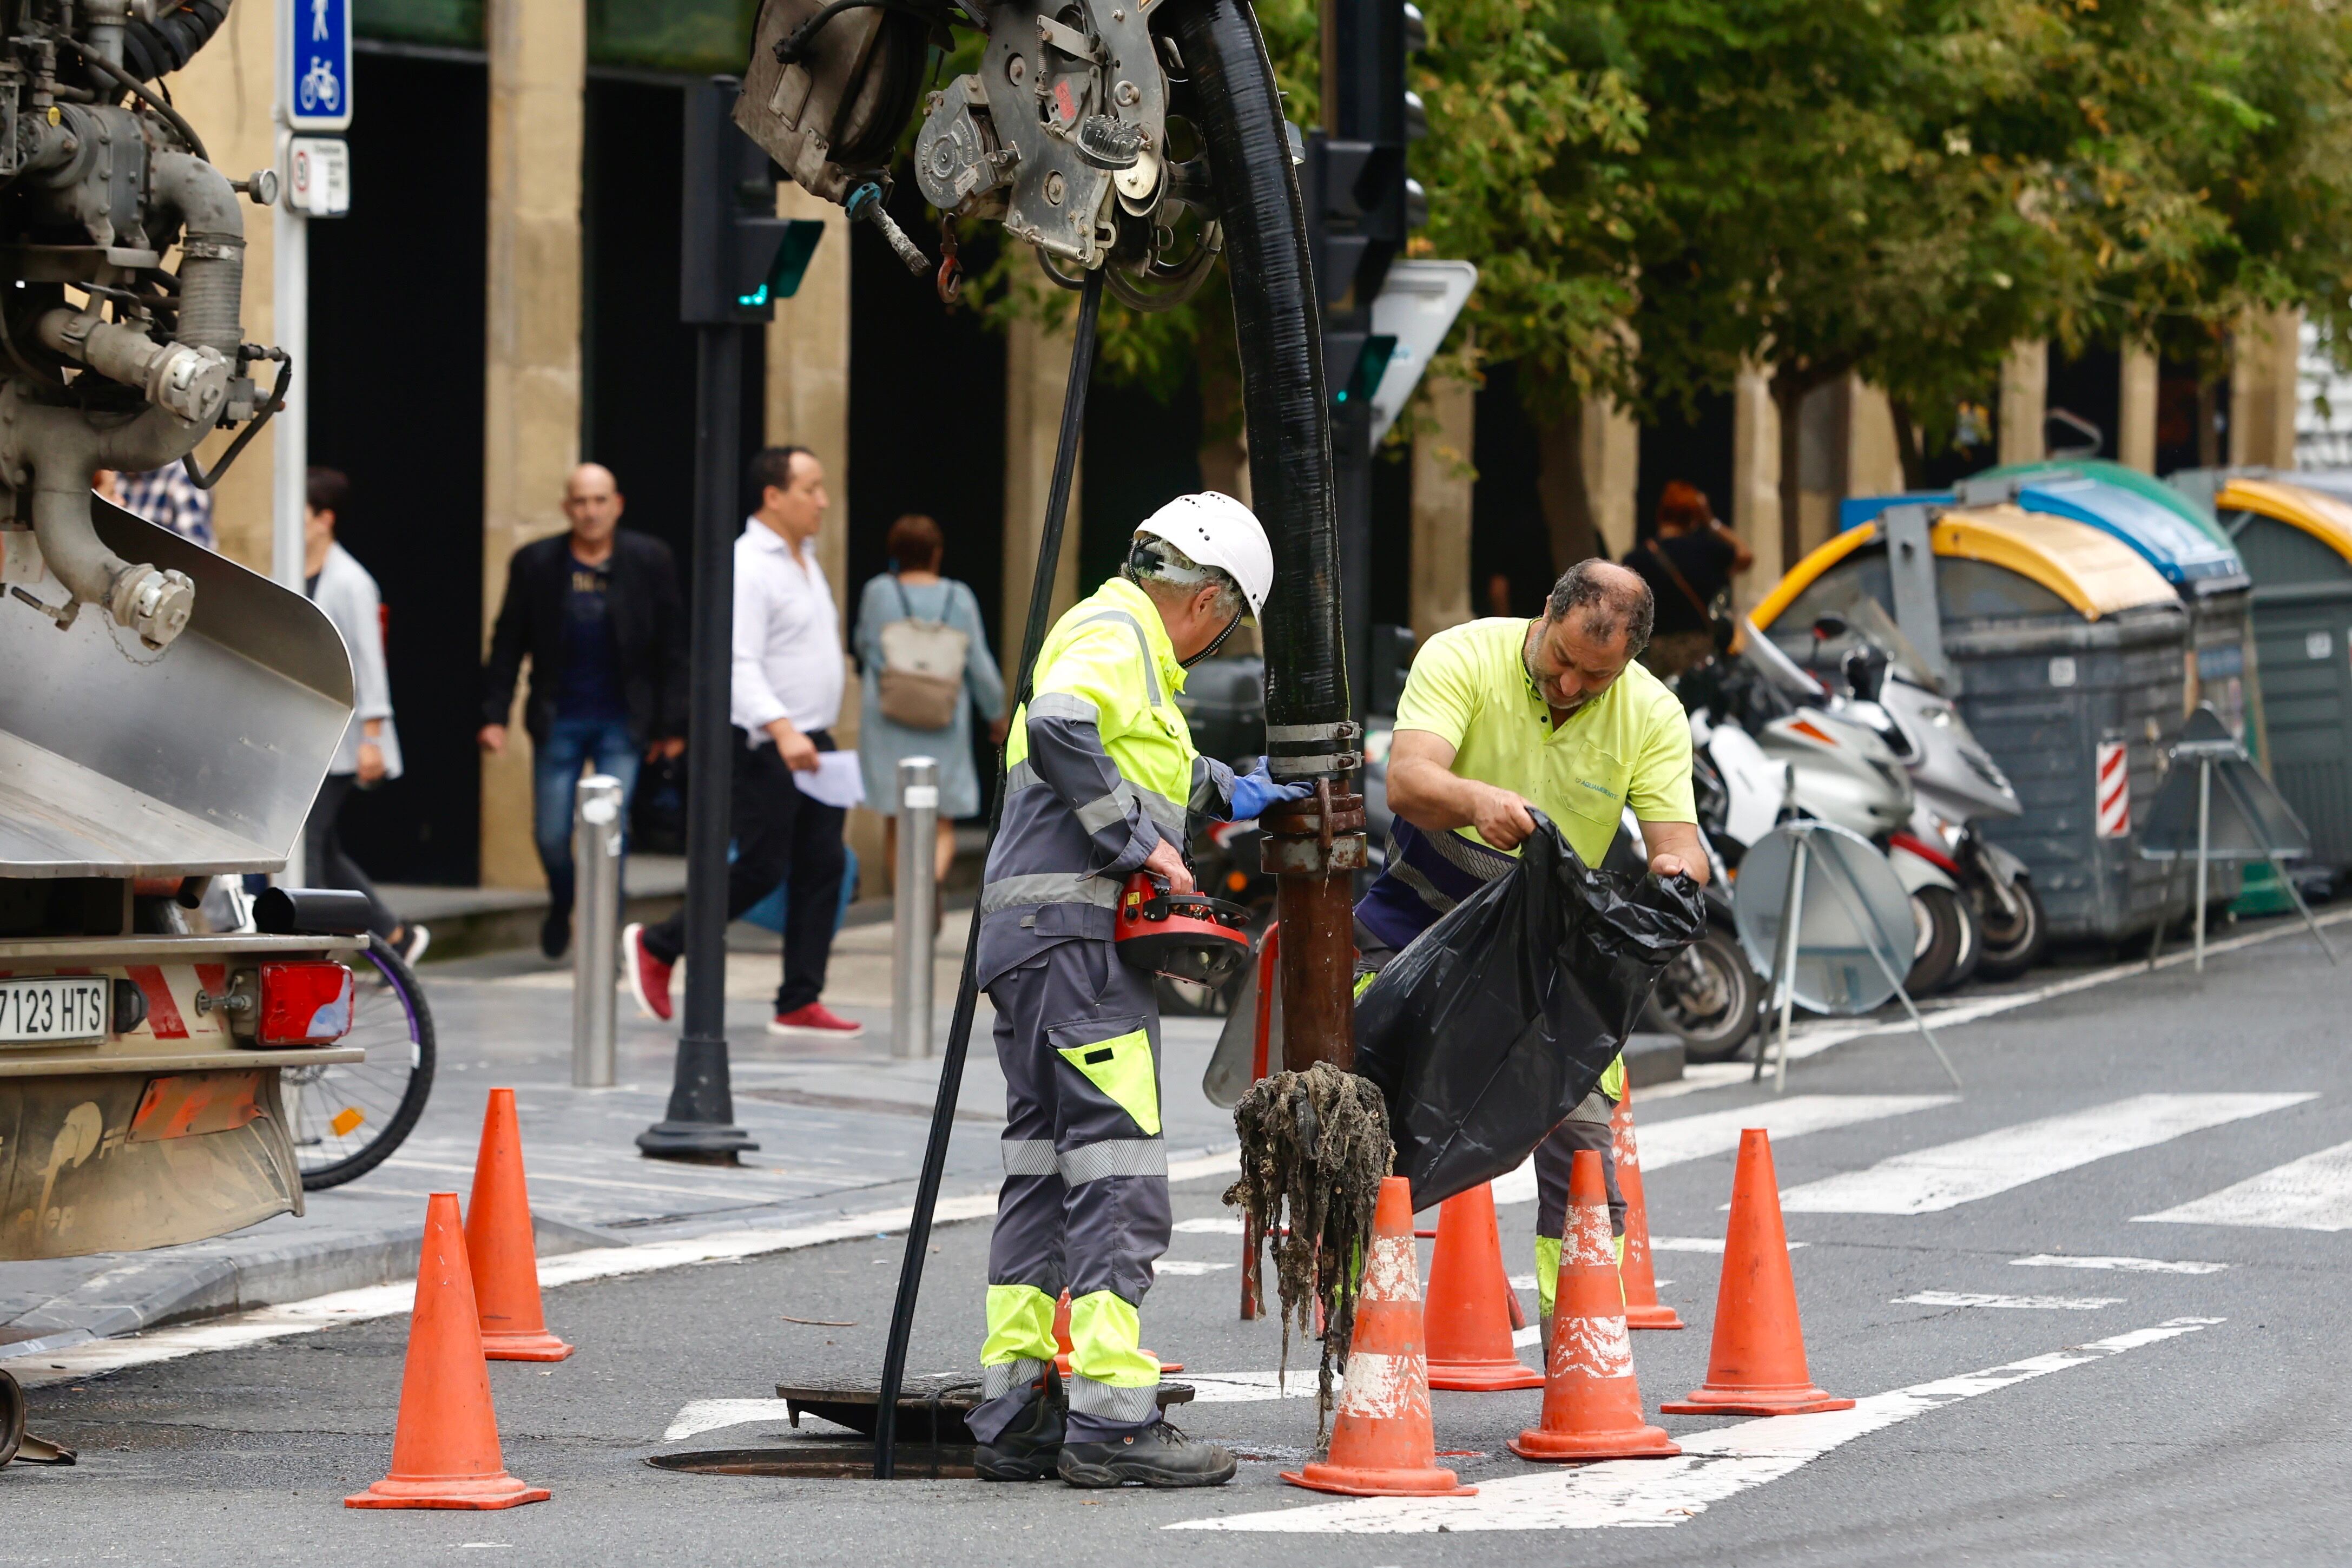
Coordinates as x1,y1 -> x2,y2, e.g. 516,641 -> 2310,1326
681,76 -> 825,326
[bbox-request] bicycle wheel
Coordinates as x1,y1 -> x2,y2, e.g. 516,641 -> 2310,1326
292,933 -> 437,1190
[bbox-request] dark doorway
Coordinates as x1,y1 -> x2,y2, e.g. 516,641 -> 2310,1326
2046,345 -> 2121,462
1471,361 -> 1554,619
1637,390 -> 1734,544
308,52 -> 488,886
1082,373 -> 1202,590
2158,351 -> 2229,475
583,75 -> 767,571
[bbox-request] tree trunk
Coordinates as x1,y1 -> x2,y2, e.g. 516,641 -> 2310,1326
1774,375 -> 1806,573
1888,399 -> 1928,491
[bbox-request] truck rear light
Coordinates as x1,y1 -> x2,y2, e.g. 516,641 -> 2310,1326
258,961 -> 354,1045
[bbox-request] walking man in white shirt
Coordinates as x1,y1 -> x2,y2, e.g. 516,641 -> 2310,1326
624,446 -> 864,1039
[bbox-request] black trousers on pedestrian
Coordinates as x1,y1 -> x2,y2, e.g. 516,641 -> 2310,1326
304,772 -> 399,941
642,729 -> 847,1016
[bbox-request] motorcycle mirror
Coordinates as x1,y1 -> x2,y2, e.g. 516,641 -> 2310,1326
1811,613 -> 1850,642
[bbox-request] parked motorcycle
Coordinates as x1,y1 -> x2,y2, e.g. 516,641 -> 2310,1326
1795,605 -> 2049,980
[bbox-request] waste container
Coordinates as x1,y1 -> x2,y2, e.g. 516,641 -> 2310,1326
1172,653 -> 1266,770
1961,473 -> 2263,755
1753,503 -> 2192,943
2201,475 -> 2352,867
1979,457 -> 2236,549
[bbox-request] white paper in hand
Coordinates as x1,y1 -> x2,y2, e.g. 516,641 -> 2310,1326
792,750 -> 865,808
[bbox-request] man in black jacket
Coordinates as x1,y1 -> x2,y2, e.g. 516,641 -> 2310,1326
480,463 -> 687,957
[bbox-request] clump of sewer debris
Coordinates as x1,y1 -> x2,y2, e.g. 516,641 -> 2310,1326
1226,1062 -> 1394,1437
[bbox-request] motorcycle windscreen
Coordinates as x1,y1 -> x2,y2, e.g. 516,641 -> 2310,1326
0,500 -> 353,877
1353,813 -> 1706,1212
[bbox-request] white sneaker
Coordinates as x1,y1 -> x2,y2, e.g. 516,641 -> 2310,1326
399,924 -> 431,965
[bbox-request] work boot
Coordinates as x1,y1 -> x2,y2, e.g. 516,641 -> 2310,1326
975,1368 -> 1066,1483
1057,1420 -> 1236,1488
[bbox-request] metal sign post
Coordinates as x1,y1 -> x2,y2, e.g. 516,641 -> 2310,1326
891,757 -> 940,1061
572,775 -> 623,1088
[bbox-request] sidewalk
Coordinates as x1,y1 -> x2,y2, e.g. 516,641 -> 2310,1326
0,908 -> 1240,1358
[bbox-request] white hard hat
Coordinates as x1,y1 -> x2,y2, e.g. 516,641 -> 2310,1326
1136,492 -> 1275,618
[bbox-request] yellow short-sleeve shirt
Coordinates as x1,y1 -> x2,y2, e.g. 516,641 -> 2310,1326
1393,617 -> 1696,867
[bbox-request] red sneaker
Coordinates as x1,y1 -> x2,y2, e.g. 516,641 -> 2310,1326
623,923 -> 674,1022
767,1002 -> 865,1039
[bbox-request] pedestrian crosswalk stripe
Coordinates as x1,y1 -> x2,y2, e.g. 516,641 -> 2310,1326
1652,1236 -> 1807,1253
1777,1093 -> 2315,1215
1165,1319 -> 2223,1532
1896,1290 -> 2121,1310
2011,1254 -> 2227,1274
2133,1136 -> 2352,1231
1492,1095 -> 1954,1206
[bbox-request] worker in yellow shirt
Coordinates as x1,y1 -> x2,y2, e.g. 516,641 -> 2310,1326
1355,559 -> 1705,1349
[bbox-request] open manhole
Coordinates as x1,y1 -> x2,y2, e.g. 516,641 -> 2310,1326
649,1375 -> 1194,1481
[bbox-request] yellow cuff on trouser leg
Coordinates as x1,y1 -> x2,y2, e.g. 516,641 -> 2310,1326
1533,1233 -> 1629,1322
1066,1290 -> 1161,1386
981,1283 -> 1060,1368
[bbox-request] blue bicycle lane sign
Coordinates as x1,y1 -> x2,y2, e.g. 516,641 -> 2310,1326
285,0 -> 352,132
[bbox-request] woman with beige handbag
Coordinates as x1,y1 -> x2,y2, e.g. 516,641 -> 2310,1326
854,513 -> 1009,893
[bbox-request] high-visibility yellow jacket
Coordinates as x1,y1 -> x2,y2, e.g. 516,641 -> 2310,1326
974,576 -> 1233,986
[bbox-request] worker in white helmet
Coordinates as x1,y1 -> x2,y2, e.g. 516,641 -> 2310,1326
967,492 -> 1306,1487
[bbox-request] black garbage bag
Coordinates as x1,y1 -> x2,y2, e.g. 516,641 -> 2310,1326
1353,812 -> 1707,1211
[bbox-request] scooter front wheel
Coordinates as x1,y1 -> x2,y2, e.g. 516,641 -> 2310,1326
1906,885 -> 1978,996
1648,926 -> 1761,1061
1972,873 -> 2048,980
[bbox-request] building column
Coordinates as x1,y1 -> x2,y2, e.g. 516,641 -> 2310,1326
478,0 -> 585,889
1845,377 -> 1905,497
767,184 -> 853,624
1580,397 -> 1639,561
164,0 -> 281,574
1001,307 -> 1084,678
2231,308 -> 2304,470
1409,368 -> 1474,644
1730,362 -> 1781,610
1998,339 -> 2048,466
2118,342 -> 2159,473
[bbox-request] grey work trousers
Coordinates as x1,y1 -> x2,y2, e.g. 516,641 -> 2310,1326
974,937 -> 1171,1445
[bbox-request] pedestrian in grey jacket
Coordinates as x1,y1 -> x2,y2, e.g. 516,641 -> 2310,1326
301,468 -> 424,960
852,513 -> 1007,894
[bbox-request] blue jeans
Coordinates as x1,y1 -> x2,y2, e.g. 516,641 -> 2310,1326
535,714 -> 641,923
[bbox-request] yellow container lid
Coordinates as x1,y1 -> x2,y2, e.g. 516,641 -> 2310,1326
2217,476 -> 2352,565
1753,503 -> 2178,628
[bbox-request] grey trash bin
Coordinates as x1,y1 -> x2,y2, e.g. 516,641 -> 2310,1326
1755,502 -> 2192,944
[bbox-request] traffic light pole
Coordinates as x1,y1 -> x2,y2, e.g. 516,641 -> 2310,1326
638,320 -> 758,1163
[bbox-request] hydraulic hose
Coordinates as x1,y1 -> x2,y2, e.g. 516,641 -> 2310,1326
1166,0 -> 1346,740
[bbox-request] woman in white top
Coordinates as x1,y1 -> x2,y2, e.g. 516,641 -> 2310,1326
301,469 -> 425,961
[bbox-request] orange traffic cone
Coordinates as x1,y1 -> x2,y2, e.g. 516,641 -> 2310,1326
1508,1150 -> 1680,1461
346,1193 -> 551,1510
1423,1182 -> 1543,1391
1613,1087 -> 1685,1332
1660,1129 -> 1854,1417
1284,1176 -> 1477,1498
1054,1289 -> 1181,1375
465,1089 -> 574,1362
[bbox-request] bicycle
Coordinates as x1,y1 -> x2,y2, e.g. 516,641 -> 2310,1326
288,932 -> 437,1190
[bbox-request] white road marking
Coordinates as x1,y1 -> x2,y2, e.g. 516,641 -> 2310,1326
1651,1236 -> 1806,1253
1896,1290 -> 2122,1310
1511,1325 -> 1540,1348
663,1398 -> 794,1442
1182,1369 -> 1326,1403
2,1148 -> 1241,1389
1493,1095 -> 1953,1206
1778,1093 -> 2315,1215
1507,1274 -> 1537,1288
1155,1261 -> 1235,1276
1173,1217 -> 1245,1234
2133,1137 -> 2352,1232
1167,1318 -> 2222,1532
2012,1254 -> 2227,1275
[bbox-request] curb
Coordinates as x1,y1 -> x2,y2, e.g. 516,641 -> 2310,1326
0,1213 -> 621,1362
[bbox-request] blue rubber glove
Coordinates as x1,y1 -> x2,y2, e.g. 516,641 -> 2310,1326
1229,761 -> 1312,822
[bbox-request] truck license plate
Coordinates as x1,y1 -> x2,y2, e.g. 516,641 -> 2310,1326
0,976 -> 110,1044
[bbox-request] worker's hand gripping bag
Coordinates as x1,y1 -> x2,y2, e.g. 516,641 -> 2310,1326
1353,812 -> 1705,1211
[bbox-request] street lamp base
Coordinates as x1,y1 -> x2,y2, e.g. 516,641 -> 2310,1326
636,1121 -> 759,1162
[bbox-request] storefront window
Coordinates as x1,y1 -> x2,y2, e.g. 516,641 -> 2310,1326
355,0 -> 484,48
589,0 -> 758,75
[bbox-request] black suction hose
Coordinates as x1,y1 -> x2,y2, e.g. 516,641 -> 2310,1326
1168,0 -> 1346,734
872,268 -> 1104,1479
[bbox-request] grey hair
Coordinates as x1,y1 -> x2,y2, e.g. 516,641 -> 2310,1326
1132,532 -> 1246,621
1545,559 -> 1654,657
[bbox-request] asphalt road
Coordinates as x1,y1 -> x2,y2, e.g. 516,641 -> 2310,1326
6,921 -> 2349,1566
